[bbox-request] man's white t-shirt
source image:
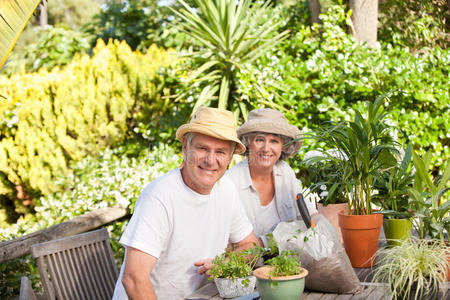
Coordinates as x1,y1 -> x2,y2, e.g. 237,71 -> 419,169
112,168 -> 253,300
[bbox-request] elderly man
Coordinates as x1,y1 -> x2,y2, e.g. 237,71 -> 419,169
112,107 -> 260,300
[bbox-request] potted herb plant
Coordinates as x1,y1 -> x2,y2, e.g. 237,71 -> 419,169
372,238 -> 448,300
306,96 -> 398,267
373,143 -> 415,247
209,247 -> 261,298
253,250 -> 308,300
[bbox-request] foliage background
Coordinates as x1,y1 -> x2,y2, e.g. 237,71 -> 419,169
0,0 -> 449,297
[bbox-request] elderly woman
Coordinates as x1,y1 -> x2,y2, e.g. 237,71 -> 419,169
227,108 -> 317,245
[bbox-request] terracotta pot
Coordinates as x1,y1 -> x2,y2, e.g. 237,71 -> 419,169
317,202 -> 349,244
338,210 -> 383,268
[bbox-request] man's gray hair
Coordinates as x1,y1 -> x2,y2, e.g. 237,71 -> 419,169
240,132 -> 295,160
184,132 -> 236,156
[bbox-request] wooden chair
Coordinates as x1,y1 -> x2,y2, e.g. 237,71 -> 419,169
19,276 -> 37,300
31,228 -> 119,300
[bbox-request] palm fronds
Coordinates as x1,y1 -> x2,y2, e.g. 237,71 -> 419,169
171,0 -> 288,118
0,0 -> 43,70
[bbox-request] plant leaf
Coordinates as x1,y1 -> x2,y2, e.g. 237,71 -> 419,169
0,0 -> 43,70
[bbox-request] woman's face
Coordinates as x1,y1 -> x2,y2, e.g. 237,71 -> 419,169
248,133 -> 283,169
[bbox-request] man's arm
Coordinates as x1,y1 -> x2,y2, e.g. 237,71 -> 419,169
122,247 -> 158,300
232,231 -> 261,251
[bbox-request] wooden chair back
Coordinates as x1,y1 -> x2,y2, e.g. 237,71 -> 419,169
19,276 -> 37,300
31,228 -> 119,300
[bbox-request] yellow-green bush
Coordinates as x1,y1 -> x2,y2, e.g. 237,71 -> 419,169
0,39 -> 177,200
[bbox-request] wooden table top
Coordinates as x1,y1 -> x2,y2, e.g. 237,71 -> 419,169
188,268 -> 450,300
187,282 -> 391,300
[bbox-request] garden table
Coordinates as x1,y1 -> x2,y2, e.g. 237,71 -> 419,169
187,281 -> 390,299
188,267 -> 450,300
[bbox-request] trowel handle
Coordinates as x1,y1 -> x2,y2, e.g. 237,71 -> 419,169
296,193 -> 312,229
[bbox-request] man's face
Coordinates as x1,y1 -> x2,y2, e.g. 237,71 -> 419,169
181,133 -> 233,194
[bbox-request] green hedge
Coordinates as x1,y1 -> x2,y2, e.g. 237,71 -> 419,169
0,40 -> 177,212
238,4 -> 449,172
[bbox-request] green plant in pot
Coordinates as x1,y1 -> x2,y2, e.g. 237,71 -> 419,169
372,237 -> 449,300
408,150 -> 450,242
209,247 -> 261,298
305,96 -> 398,267
373,143 -> 415,247
407,150 -> 450,280
253,250 -> 308,300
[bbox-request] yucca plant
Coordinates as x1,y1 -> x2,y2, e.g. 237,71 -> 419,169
372,238 -> 448,300
170,0 -> 288,119
0,0 -> 43,71
306,95 -> 398,215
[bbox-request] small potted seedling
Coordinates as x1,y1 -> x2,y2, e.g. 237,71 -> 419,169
209,247 -> 261,298
253,249 -> 308,300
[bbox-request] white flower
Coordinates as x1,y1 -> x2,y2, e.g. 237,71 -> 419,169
320,185 -> 327,191
320,191 -> 328,198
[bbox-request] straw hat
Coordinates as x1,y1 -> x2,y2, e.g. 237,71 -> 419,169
237,108 -> 303,157
176,107 -> 246,154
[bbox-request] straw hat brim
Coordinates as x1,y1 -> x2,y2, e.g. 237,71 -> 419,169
176,123 -> 246,154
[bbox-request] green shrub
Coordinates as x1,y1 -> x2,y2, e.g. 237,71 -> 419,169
0,40 -> 177,212
24,25 -> 91,72
4,26 -> 91,75
84,0 -> 184,51
237,4 -> 449,173
378,0 -> 449,50
0,142 -> 182,297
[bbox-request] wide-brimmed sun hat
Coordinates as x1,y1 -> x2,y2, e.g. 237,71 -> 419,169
237,108 -> 303,157
176,107 -> 246,154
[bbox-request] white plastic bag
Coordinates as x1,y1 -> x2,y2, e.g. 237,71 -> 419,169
272,214 -> 362,294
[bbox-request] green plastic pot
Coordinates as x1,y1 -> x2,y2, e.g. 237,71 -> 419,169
383,218 -> 412,247
253,266 -> 308,300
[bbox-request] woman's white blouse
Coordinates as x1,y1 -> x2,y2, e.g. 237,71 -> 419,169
226,159 -> 317,242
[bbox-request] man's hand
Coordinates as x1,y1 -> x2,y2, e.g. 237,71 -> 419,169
194,258 -> 213,275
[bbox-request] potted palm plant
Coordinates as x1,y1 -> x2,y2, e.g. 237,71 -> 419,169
209,247 -> 261,298
253,250 -> 308,300
372,238 -> 448,300
373,143 -> 415,247
306,96 -> 398,267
